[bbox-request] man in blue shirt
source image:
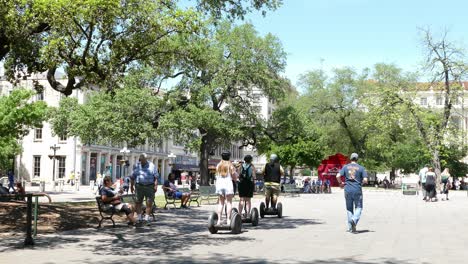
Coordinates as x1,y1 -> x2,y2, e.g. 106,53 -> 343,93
336,153 -> 368,233
131,153 -> 159,226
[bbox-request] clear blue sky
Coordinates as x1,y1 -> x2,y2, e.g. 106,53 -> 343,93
244,0 -> 468,86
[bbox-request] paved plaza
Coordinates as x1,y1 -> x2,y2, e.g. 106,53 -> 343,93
1,189 -> 467,264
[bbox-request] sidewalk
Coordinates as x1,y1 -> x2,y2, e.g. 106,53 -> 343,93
26,184 -> 166,203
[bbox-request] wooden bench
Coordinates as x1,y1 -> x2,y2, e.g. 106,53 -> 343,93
163,187 -> 182,209
199,186 -> 218,205
95,196 -> 118,228
179,187 -> 200,207
283,184 -> 301,197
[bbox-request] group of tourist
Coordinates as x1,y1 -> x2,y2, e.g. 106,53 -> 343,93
419,165 -> 452,202
302,178 -> 331,193
100,153 -> 159,227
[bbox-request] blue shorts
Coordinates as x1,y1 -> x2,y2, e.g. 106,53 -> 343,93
174,191 -> 183,199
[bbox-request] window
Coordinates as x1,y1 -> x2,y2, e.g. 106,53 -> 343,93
420,97 -> 427,106
34,128 -> 42,140
59,134 -> 67,142
58,156 -> 66,178
33,156 -> 41,177
436,97 -> 443,105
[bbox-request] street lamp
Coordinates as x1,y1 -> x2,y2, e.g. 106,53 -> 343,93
119,147 -> 130,179
168,152 -> 176,166
49,144 -> 61,182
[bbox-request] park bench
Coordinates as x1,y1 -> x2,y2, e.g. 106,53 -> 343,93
199,186 -> 218,205
95,196 -> 118,228
283,184 -> 301,197
179,187 -> 200,207
401,178 -> 419,196
162,187 -> 182,209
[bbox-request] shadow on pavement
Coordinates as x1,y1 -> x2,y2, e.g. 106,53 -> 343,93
246,216 -> 324,231
76,254 -> 429,264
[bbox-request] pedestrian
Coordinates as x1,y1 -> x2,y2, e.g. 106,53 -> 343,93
215,151 -> 238,226
424,167 -> 437,202
262,154 -> 284,211
237,155 -> 256,216
440,168 -> 451,201
336,153 -> 368,234
69,171 -> 75,186
130,153 -> 159,226
7,170 -> 14,192
419,164 -> 429,200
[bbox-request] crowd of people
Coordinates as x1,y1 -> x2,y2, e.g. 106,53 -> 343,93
302,178 -> 332,193
418,165 -> 454,202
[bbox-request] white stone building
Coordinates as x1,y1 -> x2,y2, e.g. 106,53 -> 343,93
0,69 -> 198,185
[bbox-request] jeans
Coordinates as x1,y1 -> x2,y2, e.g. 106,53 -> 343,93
345,191 -> 363,230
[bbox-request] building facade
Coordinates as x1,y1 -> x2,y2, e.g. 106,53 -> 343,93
0,70 -> 195,185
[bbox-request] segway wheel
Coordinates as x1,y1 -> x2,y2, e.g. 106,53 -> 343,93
260,202 -> 265,218
208,212 -> 218,234
231,207 -> 239,214
251,207 -> 259,226
277,202 -> 283,218
231,212 -> 242,234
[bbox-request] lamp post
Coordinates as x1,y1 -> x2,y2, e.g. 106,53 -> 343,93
49,144 -> 60,191
119,147 -> 130,179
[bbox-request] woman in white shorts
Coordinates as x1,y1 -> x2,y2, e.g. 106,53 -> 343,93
215,151 -> 238,225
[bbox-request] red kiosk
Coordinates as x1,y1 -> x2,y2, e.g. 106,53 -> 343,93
317,153 -> 349,187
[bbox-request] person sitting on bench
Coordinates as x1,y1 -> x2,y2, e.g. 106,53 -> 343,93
101,176 -> 136,225
163,173 -> 191,208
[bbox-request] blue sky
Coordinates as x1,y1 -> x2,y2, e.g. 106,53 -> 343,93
244,0 -> 468,86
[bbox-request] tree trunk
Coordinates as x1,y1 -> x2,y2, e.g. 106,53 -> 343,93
289,166 -> 295,181
431,149 -> 442,192
390,168 -> 396,181
199,134 -> 211,186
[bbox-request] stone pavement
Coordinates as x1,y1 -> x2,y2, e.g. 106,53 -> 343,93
1,189 -> 468,263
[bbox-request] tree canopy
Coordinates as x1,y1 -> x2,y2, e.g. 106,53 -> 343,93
0,89 -> 48,170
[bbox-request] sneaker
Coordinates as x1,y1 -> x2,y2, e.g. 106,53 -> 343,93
350,219 -> 357,233
135,221 -> 143,227
145,220 -> 151,226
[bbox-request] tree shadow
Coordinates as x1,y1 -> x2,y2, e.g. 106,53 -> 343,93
75,254 -> 430,264
245,216 -> 324,231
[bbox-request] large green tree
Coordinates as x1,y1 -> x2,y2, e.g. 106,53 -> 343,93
1,0 -> 281,95
258,104 -> 324,178
298,67 -> 370,158
159,22 -> 288,185
0,89 -> 48,171
50,86 -> 163,147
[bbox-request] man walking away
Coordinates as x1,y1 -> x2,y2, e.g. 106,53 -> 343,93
336,153 -> 368,234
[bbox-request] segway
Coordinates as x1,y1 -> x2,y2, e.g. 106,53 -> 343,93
259,201 -> 283,218
237,200 -> 259,226
208,205 -> 242,234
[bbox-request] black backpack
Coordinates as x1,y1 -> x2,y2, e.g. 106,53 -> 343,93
240,164 -> 252,181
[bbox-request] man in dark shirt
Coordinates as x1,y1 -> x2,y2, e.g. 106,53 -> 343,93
336,153 -> 368,233
163,173 -> 191,208
262,154 -> 284,210
101,176 -> 136,225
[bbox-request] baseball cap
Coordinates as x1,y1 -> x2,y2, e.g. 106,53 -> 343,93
350,153 -> 359,160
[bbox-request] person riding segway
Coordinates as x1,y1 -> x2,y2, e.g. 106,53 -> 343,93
259,154 -> 284,218
237,155 -> 259,226
207,151 -> 242,234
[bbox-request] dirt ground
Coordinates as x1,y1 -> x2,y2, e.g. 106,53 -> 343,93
0,201 -> 103,238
